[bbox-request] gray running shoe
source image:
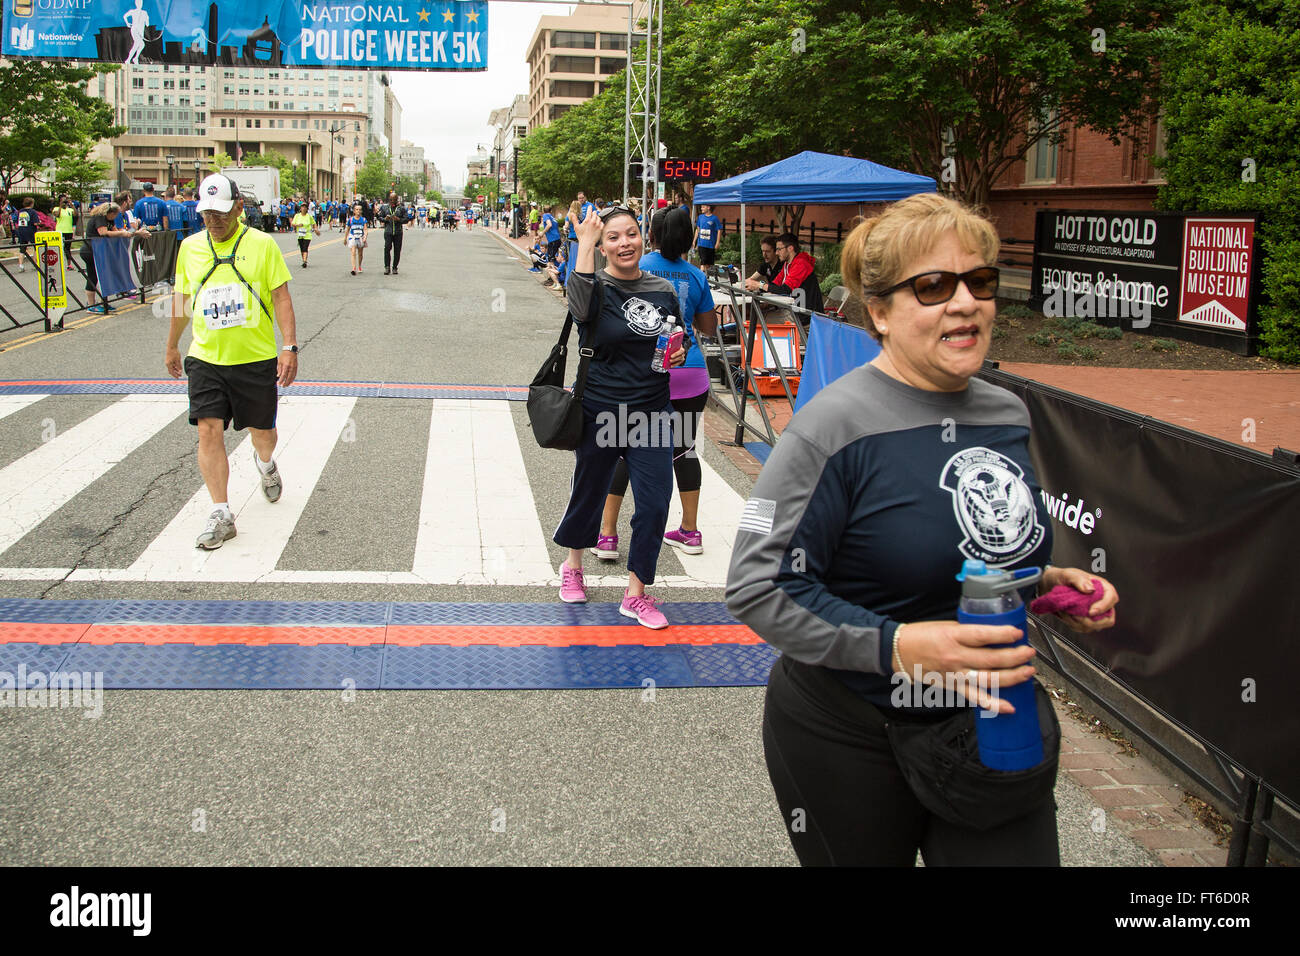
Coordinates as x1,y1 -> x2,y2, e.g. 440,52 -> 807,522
196,510 -> 236,550
257,451 -> 282,503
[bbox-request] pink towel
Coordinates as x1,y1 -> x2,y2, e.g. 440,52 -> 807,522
1030,578 -> 1110,620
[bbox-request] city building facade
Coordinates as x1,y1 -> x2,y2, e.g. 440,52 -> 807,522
525,2 -> 645,131
80,62 -> 400,200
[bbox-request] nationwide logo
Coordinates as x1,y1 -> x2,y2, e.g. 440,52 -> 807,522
10,23 -> 35,50
1039,490 -> 1101,534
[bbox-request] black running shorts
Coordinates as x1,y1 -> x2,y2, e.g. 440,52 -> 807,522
298,237 -> 311,253
698,246 -> 716,266
184,355 -> 278,431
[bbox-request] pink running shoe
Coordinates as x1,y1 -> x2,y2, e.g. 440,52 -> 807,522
559,564 -> 587,603
591,534 -> 619,560
663,527 -> 703,554
620,590 -> 668,629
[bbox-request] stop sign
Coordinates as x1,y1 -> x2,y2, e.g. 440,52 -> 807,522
43,249 -> 59,267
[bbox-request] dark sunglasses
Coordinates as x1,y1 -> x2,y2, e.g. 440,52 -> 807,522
874,267 -> 1000,305
596,205 -> 634,222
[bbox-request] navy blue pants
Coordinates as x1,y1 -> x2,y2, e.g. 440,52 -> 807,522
554,402 -> 673,585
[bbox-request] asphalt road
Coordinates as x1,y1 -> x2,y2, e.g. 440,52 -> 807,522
0,226 -> 1156,865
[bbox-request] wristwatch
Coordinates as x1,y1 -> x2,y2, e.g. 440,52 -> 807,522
282,345 -> 299,353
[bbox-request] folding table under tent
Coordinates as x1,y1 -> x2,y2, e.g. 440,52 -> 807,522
693,151 -> 937,446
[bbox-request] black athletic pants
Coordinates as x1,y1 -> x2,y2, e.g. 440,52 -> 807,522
762,654 -> 1060,866
384,229 -> 403,269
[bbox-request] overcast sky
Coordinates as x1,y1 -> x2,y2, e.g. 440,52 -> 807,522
390,2 -> 573,190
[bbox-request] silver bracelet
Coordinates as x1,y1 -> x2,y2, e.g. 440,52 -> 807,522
891,623 -> 909,681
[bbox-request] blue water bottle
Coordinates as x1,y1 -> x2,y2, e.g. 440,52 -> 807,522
956,559 -> 1044,770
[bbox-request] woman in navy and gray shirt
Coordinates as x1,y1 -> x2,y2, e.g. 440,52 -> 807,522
554,206 -> 686,629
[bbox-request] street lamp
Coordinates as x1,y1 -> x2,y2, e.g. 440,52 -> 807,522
166,153 -> 176,188
193,159 -> 201,186
327,121 -> 346,199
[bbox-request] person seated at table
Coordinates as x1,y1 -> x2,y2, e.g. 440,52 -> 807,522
744,236 -> 781,287
747,233 -> 824,327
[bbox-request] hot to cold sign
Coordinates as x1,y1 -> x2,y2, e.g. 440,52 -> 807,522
1178,218 -> 1255,332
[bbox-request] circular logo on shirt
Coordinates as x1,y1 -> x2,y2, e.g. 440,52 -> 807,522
939,447 -> 1044,566
622,296 -> 669,336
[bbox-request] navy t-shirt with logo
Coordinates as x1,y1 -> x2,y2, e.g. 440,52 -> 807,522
565,269 -> 683,411
726,364 -> 1055,712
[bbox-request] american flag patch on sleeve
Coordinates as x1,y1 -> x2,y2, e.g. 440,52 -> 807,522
738,497 -> 777,535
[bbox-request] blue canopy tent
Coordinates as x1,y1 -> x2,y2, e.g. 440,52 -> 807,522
693,150 -> 938,282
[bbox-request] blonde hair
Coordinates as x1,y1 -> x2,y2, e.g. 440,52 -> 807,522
90,202 -> 120,219
568,200 -> 581,219
841,192 -> 999,341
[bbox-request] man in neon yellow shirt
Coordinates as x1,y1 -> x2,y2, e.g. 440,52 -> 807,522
164,174 -> 299,550
290,202 -> 319,268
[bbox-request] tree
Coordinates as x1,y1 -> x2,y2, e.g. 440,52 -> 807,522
394,174 -> 422,199
53,152 -> 113,202
654,0 -> 1172,209
209,152 -> 234,172
518,69 -> 629,201
0,60 -> 125,193
1155,0 -> 1300,362
354,148 -> 392,197
426,189 -> 443,205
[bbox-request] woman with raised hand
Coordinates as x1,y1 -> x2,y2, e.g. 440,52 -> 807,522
593,205 -> 718,563
553,206 -> 686,629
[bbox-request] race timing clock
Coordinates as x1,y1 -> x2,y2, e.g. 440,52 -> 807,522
658,158 -> 715,181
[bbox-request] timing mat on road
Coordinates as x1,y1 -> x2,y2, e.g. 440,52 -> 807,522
0,379 -> 528,401
0,599 -> 776,689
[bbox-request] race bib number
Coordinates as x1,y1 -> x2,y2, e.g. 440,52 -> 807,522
199,283 -> 250,330
699,228 -> 712,240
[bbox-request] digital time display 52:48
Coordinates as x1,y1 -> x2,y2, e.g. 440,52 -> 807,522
658,158 -> 714,181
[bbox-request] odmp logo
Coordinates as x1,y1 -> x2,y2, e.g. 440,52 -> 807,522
1040,489 -> 1101,534
10,23 -> 35,50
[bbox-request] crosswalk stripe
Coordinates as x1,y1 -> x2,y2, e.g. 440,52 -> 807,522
82,396 -> 356,582
0,394 -> 48,421
412,399 -> 555,585
0,395 -> 187,558
0,395 -> 747,588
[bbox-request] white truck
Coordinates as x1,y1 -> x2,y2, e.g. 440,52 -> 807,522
225,166 -> 281,218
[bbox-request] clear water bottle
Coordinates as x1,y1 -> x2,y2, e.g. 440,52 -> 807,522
650,319 -> 678,373
956,559 -> 1044,770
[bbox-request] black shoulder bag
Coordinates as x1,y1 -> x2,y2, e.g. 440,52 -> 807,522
526,277 -> 604,450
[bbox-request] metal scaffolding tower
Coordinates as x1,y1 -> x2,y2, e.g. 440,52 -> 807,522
622,0 -> 662,212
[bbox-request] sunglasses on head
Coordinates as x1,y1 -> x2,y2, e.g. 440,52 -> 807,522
596,205 -> 634,222
873,267 -> 1000,305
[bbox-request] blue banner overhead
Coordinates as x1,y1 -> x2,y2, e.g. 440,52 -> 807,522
2,0 -> 488,70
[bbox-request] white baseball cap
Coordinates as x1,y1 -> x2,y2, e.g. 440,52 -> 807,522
195,174 -> 241,214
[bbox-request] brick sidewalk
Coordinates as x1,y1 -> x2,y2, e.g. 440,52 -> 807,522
1000,362 -> 1300,451
1054,694 -> 1229,865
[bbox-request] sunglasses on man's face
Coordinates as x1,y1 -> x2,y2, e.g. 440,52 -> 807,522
874,267 -> 1000,306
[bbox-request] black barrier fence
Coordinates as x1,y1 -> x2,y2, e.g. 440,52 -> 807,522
0,233 -> 177,332
980,363 -> 1300,863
